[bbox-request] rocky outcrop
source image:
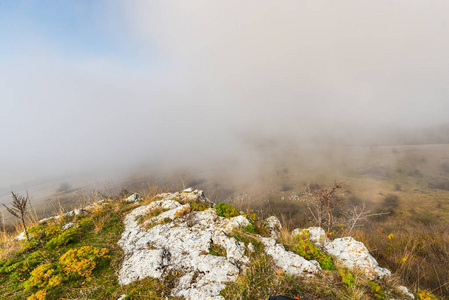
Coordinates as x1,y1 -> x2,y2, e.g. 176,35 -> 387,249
397,286 -> 415,299
292,227 -> 329,247
323,236 -> 391,279
126,193 -> 143,202
265,216 -> 282,239
117,190 -> 322,299
117,190 -> 249,299
115,189 -> 405,299
291,227 -> 391,280
261,237 -> 321,277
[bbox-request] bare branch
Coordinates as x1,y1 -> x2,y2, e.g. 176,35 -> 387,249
3,191 -> 31,241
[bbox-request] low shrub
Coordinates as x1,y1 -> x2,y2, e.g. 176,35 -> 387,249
190,203 -> 210,211
428,180 -> 449,191
293,232 -> 335,270
339,269 -> 355,288
24,263 -> 64,290
214,203 -> 239,218
383,194 -> 399,208
367,280 -> 385,299
27,290 -> 47,300
59,246 -> 109,278
0,251 -> 44,282
410,169 -> 423,177
22,222 -> 61,251
440,162 -> 449,173
418,289 -> 439,300
243,224 -> 256,233
45,227 -> 78,249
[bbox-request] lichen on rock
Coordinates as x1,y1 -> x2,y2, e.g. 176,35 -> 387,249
117,189 -> 249,299
323,236 -> 391,279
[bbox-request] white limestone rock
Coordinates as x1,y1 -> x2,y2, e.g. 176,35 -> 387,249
397,286 -> 415,299
39,216 -> 60,223
265,216 -> 282,239
118,191 -> 249,299
324,237 -> 391,279
292,227 -> 329,247
126,193 -> 143,202
14,231 -> 27,241
65,208 -> 88,217
62,222 -> 76,231
247,243 -> 255,253
261,237 -> 321,277
158,189 -> 213,207
212,232 -> 249,263
119,248 -> 170,285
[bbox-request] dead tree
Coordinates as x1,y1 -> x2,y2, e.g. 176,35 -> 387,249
3,191 -> 31,241
340,203 -> 390,235
305,182 -> 342,232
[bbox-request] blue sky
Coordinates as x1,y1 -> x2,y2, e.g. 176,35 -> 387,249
0,1 -> 144,64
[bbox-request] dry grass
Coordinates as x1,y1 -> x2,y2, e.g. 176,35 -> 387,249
352,220 -> 449,298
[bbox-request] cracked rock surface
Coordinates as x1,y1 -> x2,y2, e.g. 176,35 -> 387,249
117,190 -> 250,299
323,236 -> 391,279
117,190 -> 325,299
117,190 -> 394,299
261,237 -> 321,276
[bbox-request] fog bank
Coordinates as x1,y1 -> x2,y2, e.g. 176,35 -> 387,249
1,1 -> 449,189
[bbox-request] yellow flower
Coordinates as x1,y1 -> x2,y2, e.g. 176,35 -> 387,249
388,233 -> 394,240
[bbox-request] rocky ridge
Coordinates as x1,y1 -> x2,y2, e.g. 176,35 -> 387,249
116,188 -> 413,300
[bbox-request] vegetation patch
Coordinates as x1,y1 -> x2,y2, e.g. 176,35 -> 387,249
190,202 -> 210,211
59,246 -> 109,278
367,280 -> 386,299
45,227 -> 78,249
220,253 -> 306,299
207,243 -> 227,257
292,231 -> 335,270
339,269 -> 355,288
214,203 -> 239,218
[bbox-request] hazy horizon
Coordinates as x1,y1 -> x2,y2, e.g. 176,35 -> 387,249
2,1 -> 449,190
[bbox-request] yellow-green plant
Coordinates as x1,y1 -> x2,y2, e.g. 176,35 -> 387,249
59,246 -> 109,278
339,269 -> 355,288
24,263 -> 64,290
45,227 -> 78,249
293,233 -> 335,270
214,203 -> 239,218
0,251 -> 44,281
22,222 -> 61,251
27,290 -> 47,300
190,203 -> 210,211
367,280 -> 386,299
418,289 -> 439,300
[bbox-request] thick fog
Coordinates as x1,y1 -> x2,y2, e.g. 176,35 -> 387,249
1,1 -> 449,189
